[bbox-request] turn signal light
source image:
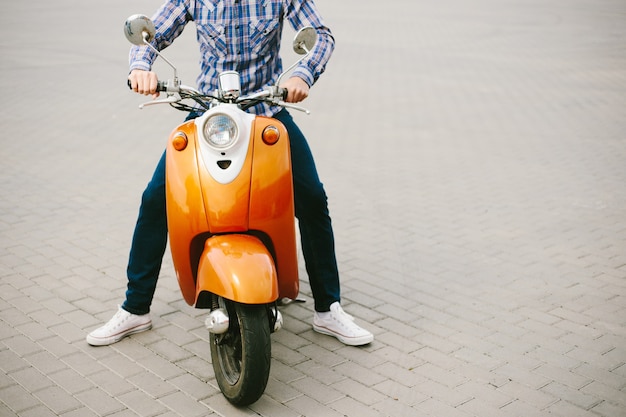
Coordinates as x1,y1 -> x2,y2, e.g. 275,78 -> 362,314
172,132 -> 188,151
262,125 -> 280,145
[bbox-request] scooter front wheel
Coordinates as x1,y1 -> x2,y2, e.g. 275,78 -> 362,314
210,299 -> 271,406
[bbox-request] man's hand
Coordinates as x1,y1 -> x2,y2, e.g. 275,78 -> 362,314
280,76 -> 310,103
128,69 -> 160,99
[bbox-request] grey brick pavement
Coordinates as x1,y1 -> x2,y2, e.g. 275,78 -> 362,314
1,0 -> 625,416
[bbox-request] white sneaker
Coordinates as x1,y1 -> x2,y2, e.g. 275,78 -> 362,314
313,302 -> 374,346
86,307 -> 152,346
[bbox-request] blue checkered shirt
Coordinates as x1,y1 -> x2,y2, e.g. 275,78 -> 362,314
129,0 -> 335,116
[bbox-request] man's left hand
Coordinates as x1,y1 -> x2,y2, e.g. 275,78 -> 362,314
280,77 -> 310,103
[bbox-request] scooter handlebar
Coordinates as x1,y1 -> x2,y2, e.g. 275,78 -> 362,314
156,81 -> 168,92
128,78 -> 307,113
127,79 -> 169,92
279,87 -> 288,101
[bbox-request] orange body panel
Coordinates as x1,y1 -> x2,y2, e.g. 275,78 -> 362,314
165,114 -> 299,307
196,235 -> 278,304
198,144 -> 253,235
249,117 -> 299,300
165,121 -> 208,305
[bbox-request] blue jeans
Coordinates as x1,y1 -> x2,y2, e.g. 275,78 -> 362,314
122,109 -> 340,314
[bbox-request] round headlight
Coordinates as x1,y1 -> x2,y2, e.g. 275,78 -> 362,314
204,114 -> 238,149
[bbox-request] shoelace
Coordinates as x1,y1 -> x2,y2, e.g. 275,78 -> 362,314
104,308 -> 131,330
330,307 -> 359,330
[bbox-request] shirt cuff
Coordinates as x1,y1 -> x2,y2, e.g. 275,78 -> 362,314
291,67 -> 315,87
129,61 -> 152,72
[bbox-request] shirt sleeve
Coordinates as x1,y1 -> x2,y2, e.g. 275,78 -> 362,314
284,0 -> 335,86
129,0 -> 192,72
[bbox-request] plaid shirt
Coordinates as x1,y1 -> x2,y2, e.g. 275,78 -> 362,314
129,0 -> 335,116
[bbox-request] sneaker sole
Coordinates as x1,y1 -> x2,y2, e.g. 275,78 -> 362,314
313,324 -> 374,346
86,322 -> 152,346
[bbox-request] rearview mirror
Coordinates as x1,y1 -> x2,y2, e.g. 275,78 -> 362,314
124,14 -> 156,46
292,27 -> 317,55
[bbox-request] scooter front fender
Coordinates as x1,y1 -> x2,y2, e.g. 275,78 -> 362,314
196,234 -> 279,305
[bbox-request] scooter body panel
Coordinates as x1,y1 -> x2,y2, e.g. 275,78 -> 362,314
165,120 -> 208,305
249,116 -> 299,300
165,108 -> 299,307
197,234 -> 278,304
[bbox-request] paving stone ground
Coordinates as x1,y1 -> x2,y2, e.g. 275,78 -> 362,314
1,0 -> 625,416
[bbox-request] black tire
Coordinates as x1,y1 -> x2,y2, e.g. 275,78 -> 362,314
210,300 -> 271,406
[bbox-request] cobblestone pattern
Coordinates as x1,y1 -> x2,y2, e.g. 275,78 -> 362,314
1,0 -> 625,416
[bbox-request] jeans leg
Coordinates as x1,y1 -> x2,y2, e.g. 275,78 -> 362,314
274,110 -> 340,312
122,151 -> 168,315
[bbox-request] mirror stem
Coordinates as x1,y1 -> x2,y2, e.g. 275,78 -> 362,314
275,47 -> 310,88
142,34 -> 179,87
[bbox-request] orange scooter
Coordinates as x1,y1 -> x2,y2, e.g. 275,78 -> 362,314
124,15 -> 317,405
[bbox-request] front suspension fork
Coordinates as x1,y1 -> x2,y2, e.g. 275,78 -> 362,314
205,294 -> 282,336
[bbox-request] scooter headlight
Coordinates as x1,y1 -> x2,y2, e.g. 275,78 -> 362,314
204,114 -> 238,149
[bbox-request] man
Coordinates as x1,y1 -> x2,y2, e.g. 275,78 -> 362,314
87,0 -> 373,347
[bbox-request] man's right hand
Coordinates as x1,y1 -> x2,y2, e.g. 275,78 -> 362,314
128,69 -> 160,98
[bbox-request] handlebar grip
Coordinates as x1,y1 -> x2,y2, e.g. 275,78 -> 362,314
127,79 -> 168,92
279,87 -> 288,100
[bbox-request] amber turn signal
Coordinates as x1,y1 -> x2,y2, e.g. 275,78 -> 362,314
262,125 -> 280,145
172,132 -> 188,151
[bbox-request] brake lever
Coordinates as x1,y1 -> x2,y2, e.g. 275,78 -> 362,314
138,95 -> 181,109
276,100 -> 310,114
